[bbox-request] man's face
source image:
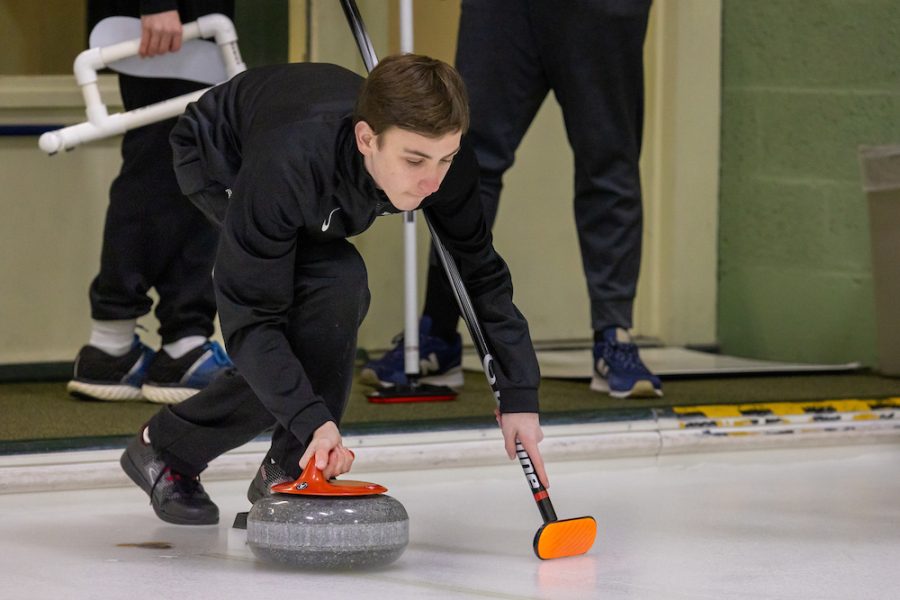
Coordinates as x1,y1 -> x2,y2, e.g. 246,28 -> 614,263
355,123 -> 462,211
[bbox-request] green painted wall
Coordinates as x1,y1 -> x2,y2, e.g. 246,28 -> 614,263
234,0 -> 289,68
718,0 -> 900,365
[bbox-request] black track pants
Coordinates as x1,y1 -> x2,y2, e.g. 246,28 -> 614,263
89,74 -> 218,344
424,0 -> 652,337
147,240 -> 371,479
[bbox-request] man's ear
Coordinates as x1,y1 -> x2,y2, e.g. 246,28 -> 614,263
355,121 -> 376,156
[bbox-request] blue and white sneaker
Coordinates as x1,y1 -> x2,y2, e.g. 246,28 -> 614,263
141,340 -> 233,404
67,336 -> 154,401
359,316 -> 464,388
591,327 -> 662,398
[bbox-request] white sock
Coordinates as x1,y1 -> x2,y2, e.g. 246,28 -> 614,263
615,328 -> 632,343
163,335 -> 206,359
142,425 -> 151,445
89,319 -> 137,356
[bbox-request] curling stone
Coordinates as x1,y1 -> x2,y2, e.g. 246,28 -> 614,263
246,461 -> 408,569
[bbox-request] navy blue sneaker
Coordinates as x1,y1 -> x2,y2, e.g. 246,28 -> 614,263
141,340 -> 233,404
67,337 -> 154,401
591,327 -> 662,398
359,316 -> 464,388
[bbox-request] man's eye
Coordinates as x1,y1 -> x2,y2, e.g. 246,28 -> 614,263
440,158 -> 454,165
406,159 -> 423,166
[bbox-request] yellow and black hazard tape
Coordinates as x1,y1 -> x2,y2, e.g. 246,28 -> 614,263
667,398 -> 899,429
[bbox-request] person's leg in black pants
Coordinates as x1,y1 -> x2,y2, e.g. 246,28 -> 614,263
421,0 -> 660,399
89,74 -> 218,343
425,0 -> 651,337
531,0 -> 651,332
361,1 -> 544,388
70,74 -> 222,403
523,0 -> 660,398
423,0 -> 549,342
146,239 -> 370,479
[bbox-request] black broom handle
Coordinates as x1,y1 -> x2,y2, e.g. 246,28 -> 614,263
340,0 -> 379,71
339,0 -> 557,524
424,218 -> 558,524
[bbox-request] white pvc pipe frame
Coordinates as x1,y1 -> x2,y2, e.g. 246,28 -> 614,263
38,13 -> 246,155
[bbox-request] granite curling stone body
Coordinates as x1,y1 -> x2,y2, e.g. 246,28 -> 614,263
246,464 -> 409,569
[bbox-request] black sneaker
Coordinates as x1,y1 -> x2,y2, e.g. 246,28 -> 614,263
67,337 -> 153,401
247,455 -> 292,504
141,341 -> 233,404
120,432 -> 219,525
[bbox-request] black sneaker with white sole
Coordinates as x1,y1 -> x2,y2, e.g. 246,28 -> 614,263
67,337 -> 153,401
120,432 -> 219,525
141,341 -> 233,404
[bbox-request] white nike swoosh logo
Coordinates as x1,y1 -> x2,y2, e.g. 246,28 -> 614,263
420,353 -> 440,375
321,207 -> 341,232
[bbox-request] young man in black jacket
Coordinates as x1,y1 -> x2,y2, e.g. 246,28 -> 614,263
120,54 -> 548,525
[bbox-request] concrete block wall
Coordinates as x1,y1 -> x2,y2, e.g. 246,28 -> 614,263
718,0 -> 900,365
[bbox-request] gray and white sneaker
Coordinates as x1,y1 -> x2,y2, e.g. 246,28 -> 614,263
247,455 -> 292,504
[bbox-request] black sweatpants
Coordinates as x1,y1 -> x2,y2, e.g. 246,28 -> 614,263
424,0 -> 652,337
147,240 -> 370,480
89,74 -> 218,344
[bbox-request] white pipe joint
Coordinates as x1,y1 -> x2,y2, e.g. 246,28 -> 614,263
197,13 -> 244,78
198,13 -> 238,45
73,47 -> 104,86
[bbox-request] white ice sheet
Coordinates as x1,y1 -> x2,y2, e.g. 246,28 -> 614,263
1,441 -> 897,599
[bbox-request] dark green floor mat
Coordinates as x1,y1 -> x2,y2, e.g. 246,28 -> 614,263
1,371 -> 898,454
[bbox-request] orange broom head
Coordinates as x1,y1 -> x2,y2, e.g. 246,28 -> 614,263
533,516 -> 597,560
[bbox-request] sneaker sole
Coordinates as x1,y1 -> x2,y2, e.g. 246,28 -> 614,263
120,445 -> 218,526
590,374 -> 663,398
67,380 -> 144,402
141,384 -> 200,404
359,366 -> 465,389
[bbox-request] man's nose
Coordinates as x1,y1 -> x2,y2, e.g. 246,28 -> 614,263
419,174 -> 441,195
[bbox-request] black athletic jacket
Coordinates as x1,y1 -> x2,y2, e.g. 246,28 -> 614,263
87,0 -> 234,29
171,63 -> 540,446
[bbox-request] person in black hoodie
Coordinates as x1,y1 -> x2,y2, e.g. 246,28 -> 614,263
119,54 -> 548,526
69,1 -> 235,406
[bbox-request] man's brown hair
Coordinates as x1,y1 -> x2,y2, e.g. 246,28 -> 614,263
355,53 -> 469,138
